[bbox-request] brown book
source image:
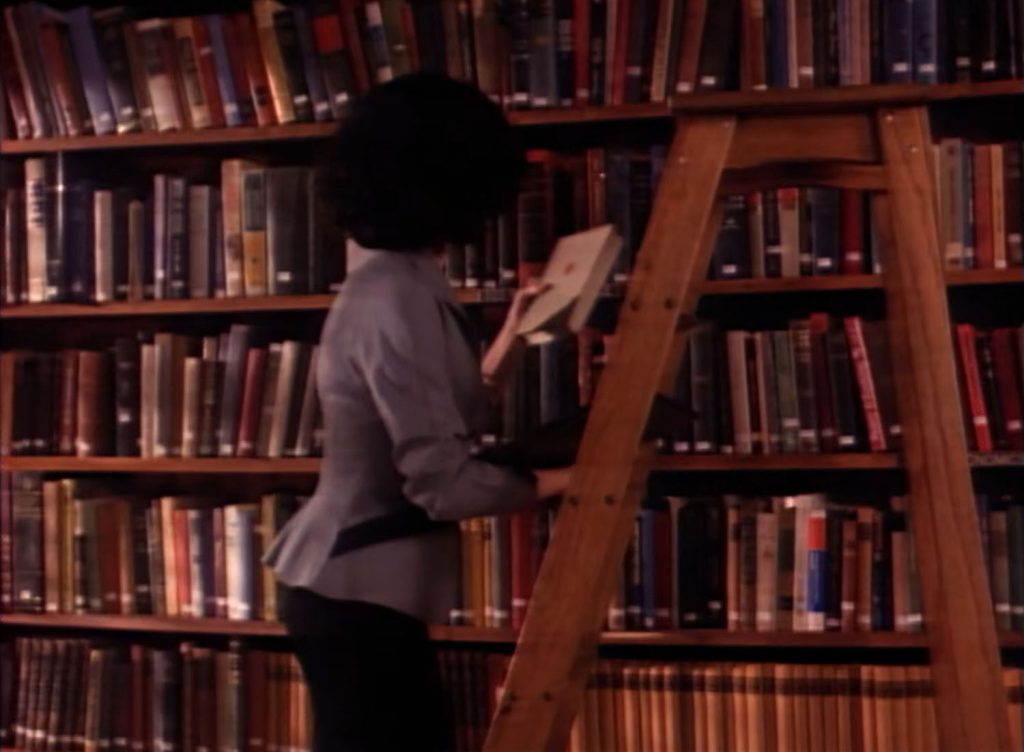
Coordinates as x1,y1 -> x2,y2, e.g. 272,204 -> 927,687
672,0 -> 707,93
806,665 -> 826,752
267,341 -> 308,458
171,509 -> 192,618
236,348 -> 269,457
42,481 -> 61,613
75,350 -> 112,457
134,19 -> 186,131
180,355 -> 203,459
855,506 -> 873,631
241,167 -> 269,296
791,664 -> 810,752
37,14 -> 89,137
840,515 -> 858,631
291,345 -> 320,457
191,18 -> 227,129
989,509 -> 1012,631
973,144 -> 995,269
229,12 -> 278,127
95,501 -> 123,614
822,665 -> 840,752
212,507 -> 228,619
221,159 -> 260,297
197,336 -> 221,458
252,0 -> 298,124
794,0 -> 814,86
740,0 -> 768,90
246,649 -> 268,752
990,144 -> 1007,269
171,19 -> 213,129
891,528 -> 910,632
120,20 -> 157,131
0,352 -> 15,456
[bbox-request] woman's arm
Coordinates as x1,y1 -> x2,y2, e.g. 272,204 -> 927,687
481,283 -> 547,387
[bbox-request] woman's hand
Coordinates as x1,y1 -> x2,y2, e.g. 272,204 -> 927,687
502,281 -> 549,335
481,281 -> 549,387
534,466 -> 573,499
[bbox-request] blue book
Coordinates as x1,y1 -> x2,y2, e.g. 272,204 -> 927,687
806,511 -> 828,629
809,188 -> 841,276
911,0 -> 939,82
640,508 -> 658,629
291,7 -> 333,122
766,0 -> 790,87
65,7 -> 117,135
962,142 -> 977,269
203,15 -> 244,127
883,0 -> 914,82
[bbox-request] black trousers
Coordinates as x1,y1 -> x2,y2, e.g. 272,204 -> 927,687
280,586 -> 454,752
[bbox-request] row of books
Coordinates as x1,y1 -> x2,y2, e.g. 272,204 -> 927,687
0,638 -> 312,752
936,140 -> 1024,270
6,0 -> 1024,143
454,653 -> 954,752
2,157 -> 343,305
0,473 -> 302,620
666,316 -> 899,456
953,324 -> 1024,452
452,494 -> 924,634
979,494 -> 1024,633
0,327 -> 323,459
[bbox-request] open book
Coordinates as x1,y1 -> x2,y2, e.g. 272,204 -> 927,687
515,224 -> 624,343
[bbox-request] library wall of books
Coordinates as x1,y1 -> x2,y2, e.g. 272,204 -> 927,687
1,0 -> 1022,749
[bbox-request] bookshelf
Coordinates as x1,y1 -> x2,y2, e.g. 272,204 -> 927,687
1,0 -> 1023,748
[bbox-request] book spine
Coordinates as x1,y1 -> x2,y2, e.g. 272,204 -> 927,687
91,9 -> 143,133
806,508 -> 827,631
221,160 -> 248,298
271,7 -> 315,122
955,323 -> 993,451
135,20 -> 184,131
171,18 -> 213,129
204,15 -> 245,127
190,18 -> 227,129
292,7 -> 333,122
844,316 -> 887,451
65,8 -> 117,135
241,169 -> 268,297
883,0 -> 913,82
166,176 -> 189,300
309,2 -> 355,118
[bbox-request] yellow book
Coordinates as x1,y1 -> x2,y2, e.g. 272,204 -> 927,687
1008,668 -> 1024,752
663,665 -> 683,752
745,663 -> 767,752
706,665 -> 727,752
731,663 -> 748,752
822,665 -> 839,752
693,666 -> 709,752
240,166 -> 268,297
622,664 -> 641,752
860,665 -> 877,752
792,664 -> 810,752
836,665 -> 854,752
774,664 -> 795,752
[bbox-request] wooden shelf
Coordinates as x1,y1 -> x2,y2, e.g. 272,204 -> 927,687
945,268 -> 1024,287
0,288 -> 515,319
651,453 -> 901,471
4,453 -> 1015,474
0,106 -> 671,155
2,270 -> 1017,319
670,80 -> 1024,113
2,81 -> 1020,155
0,457 -> 321,474
0,614 -> 933,648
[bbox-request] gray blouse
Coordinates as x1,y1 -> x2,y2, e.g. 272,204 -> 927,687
263,247 -> 537,623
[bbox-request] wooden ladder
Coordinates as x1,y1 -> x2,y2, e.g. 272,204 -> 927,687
484,95 -> 1011,752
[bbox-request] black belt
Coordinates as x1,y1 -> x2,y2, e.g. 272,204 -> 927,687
329,506 -> 447,557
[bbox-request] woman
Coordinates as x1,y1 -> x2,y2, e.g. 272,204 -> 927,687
263,72 -> 572,751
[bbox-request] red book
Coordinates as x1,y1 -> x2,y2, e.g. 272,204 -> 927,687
236,348 -> 268,457
843,317 -> 887,452
246,649 -> 268,752
191,18 -> 227,128
839,190 -> 865,275
954,323 -> 993,451
808,313 -> 838,452
991,328 -> 1024,450
654,506 -> 673,628
96,502 -> 123,614
973,144 -> 995,269
509,508 -> 535,629
609,0 -> 632,105
172,509 -> 193,617
0,24 -> 32,139
573,0 -> 590,104
130,645 -> 148,752
228,12 -> 277,127
37,17 -> 88,136
338,0 -> 371,94
212,507 -> 228,618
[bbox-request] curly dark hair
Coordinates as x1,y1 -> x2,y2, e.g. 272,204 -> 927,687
325,72 -> 525,251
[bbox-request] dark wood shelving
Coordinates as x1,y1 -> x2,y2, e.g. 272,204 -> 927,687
670,79 -> 1024,113
0,614 -> 935,648
0,457 -> 321,474
3,452 -> 1015,474
651,453 -> 901,471
2,81 -> 1020,156
2,269 -> 1018,320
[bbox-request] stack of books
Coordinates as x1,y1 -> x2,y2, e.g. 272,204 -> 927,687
0,472 -> 302,621
5,0 -> 1024,142
452,493 -> 923,635
0,327 -> 322,459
